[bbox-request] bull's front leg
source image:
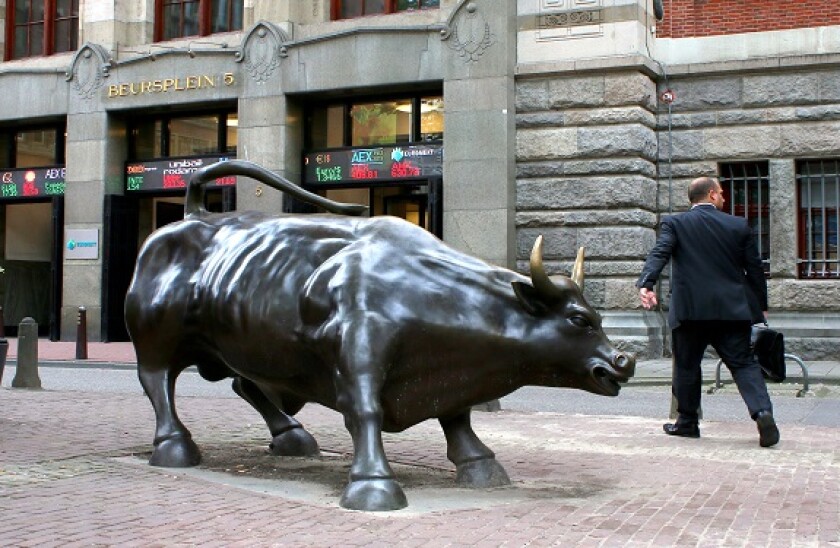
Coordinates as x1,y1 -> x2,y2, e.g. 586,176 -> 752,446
138,365 -> 201,467
439,411 -> 510,488
335,316 -> 407,511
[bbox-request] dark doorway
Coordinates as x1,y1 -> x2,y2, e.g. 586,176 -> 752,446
0,198 -> 62,338
101,189 -> 235,342
155,201 -> 185,229
102,195 -> 139,342
383,193 -> 428,230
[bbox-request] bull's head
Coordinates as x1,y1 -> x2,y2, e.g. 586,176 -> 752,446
511,236 -> 635,396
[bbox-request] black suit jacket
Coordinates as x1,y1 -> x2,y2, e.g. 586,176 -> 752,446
637,204 -> 768,328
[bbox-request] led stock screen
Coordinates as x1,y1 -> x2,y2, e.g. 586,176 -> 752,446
0,166 -> 66,199
125,157 -> 236,192
303,144 -> 442,185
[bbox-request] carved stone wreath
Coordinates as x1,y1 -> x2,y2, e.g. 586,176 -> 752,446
441,1 -> 494,63
236,21 -> 290,84
66,43 -> 112,100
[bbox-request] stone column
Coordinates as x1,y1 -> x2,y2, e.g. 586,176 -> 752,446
441,0 -> 517,267
235,22 -> 300,214
80,0 -> 153,55
768,159 -> 797,279
62,94 -> 127,340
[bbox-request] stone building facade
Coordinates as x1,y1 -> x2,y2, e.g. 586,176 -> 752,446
0,0 -> 837,358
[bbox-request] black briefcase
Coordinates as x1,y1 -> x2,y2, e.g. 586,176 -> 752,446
751,325 -> 786,382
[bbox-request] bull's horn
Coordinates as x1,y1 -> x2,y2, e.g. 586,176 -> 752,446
529,235 -> 568,299
571,246 -> 585,290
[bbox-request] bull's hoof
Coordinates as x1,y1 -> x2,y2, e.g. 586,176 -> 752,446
149,435 -> 201,467
456,458 -> 510,488
340,479 -> 408,511
268,427 -> 320,456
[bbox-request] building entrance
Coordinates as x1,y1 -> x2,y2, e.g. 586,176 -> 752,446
315,178 -> 442,237
101,187 -> 234,342
0,198 -> 63,338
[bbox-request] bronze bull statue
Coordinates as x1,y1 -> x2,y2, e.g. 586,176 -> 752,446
126,160 -> 635,511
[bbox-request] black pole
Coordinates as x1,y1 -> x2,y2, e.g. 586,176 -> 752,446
76,306 -> 88,360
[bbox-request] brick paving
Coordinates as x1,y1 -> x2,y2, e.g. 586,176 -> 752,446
2,383 -> 839,547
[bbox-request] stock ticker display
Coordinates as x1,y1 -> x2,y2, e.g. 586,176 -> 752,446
125,157 -> 236,192
303,144 -> 442,185
1,167 -> 66,199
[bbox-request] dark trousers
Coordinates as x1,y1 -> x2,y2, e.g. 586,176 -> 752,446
671,320 -> 773,422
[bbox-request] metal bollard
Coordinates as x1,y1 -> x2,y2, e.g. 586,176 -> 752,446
12,317 -> 41,389
0,336 -> 8,385
76,306 -> 88,360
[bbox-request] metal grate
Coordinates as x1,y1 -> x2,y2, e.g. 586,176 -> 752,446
719,162 -> 770,274
797,160 -> 839,279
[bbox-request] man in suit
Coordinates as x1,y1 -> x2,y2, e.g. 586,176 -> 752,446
637,176 -> 779,447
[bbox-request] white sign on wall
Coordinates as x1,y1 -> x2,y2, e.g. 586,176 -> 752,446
65,229 -> 100,260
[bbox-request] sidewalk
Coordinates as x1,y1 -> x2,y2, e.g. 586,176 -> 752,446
3,338 -> 840,545
4,337 -> 840,386
2,363 -> 840,546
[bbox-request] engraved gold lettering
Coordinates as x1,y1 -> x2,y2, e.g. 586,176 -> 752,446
106,74 -> 235,97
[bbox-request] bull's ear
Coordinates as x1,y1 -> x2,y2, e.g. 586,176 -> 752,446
512,281 -> 551,316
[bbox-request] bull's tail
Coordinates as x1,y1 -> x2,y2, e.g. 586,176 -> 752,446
185,159 -> 368,217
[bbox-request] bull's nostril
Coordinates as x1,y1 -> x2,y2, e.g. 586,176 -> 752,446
615,353 -> 629,368
593,367 -> 608,379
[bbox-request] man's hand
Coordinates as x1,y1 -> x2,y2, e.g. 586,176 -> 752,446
639,288 -> 658,310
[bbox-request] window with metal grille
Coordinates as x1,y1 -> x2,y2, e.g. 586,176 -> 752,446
331,0 -> 439,19
719,162 -> 770,275
797,160 -> 839,279
155,0 -> 242,41
4,0 -> 79,60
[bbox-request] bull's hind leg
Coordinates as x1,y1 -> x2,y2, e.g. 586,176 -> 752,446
439,411 -> 510,488
231,377 -> 319,456
335,316 -> 407,511
138,365 -> 201,467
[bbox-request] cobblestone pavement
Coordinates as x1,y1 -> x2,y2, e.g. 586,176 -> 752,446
2,384 -> 839,547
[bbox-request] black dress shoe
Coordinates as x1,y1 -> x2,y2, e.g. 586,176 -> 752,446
755,410 -> 780,447
663,422 -> 700,438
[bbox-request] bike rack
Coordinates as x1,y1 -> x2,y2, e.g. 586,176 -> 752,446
708,354 -> 810,397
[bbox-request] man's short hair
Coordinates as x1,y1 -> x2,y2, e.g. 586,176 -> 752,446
688,177 -> 718,203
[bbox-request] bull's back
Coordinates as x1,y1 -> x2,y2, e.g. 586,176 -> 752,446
127,212 -> 361,335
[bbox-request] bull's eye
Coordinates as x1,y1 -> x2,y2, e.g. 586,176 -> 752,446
570,315 -> 590,329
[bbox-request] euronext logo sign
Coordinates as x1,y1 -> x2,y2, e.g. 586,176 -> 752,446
65,229 -> 99,260
66,239 -> 96,251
